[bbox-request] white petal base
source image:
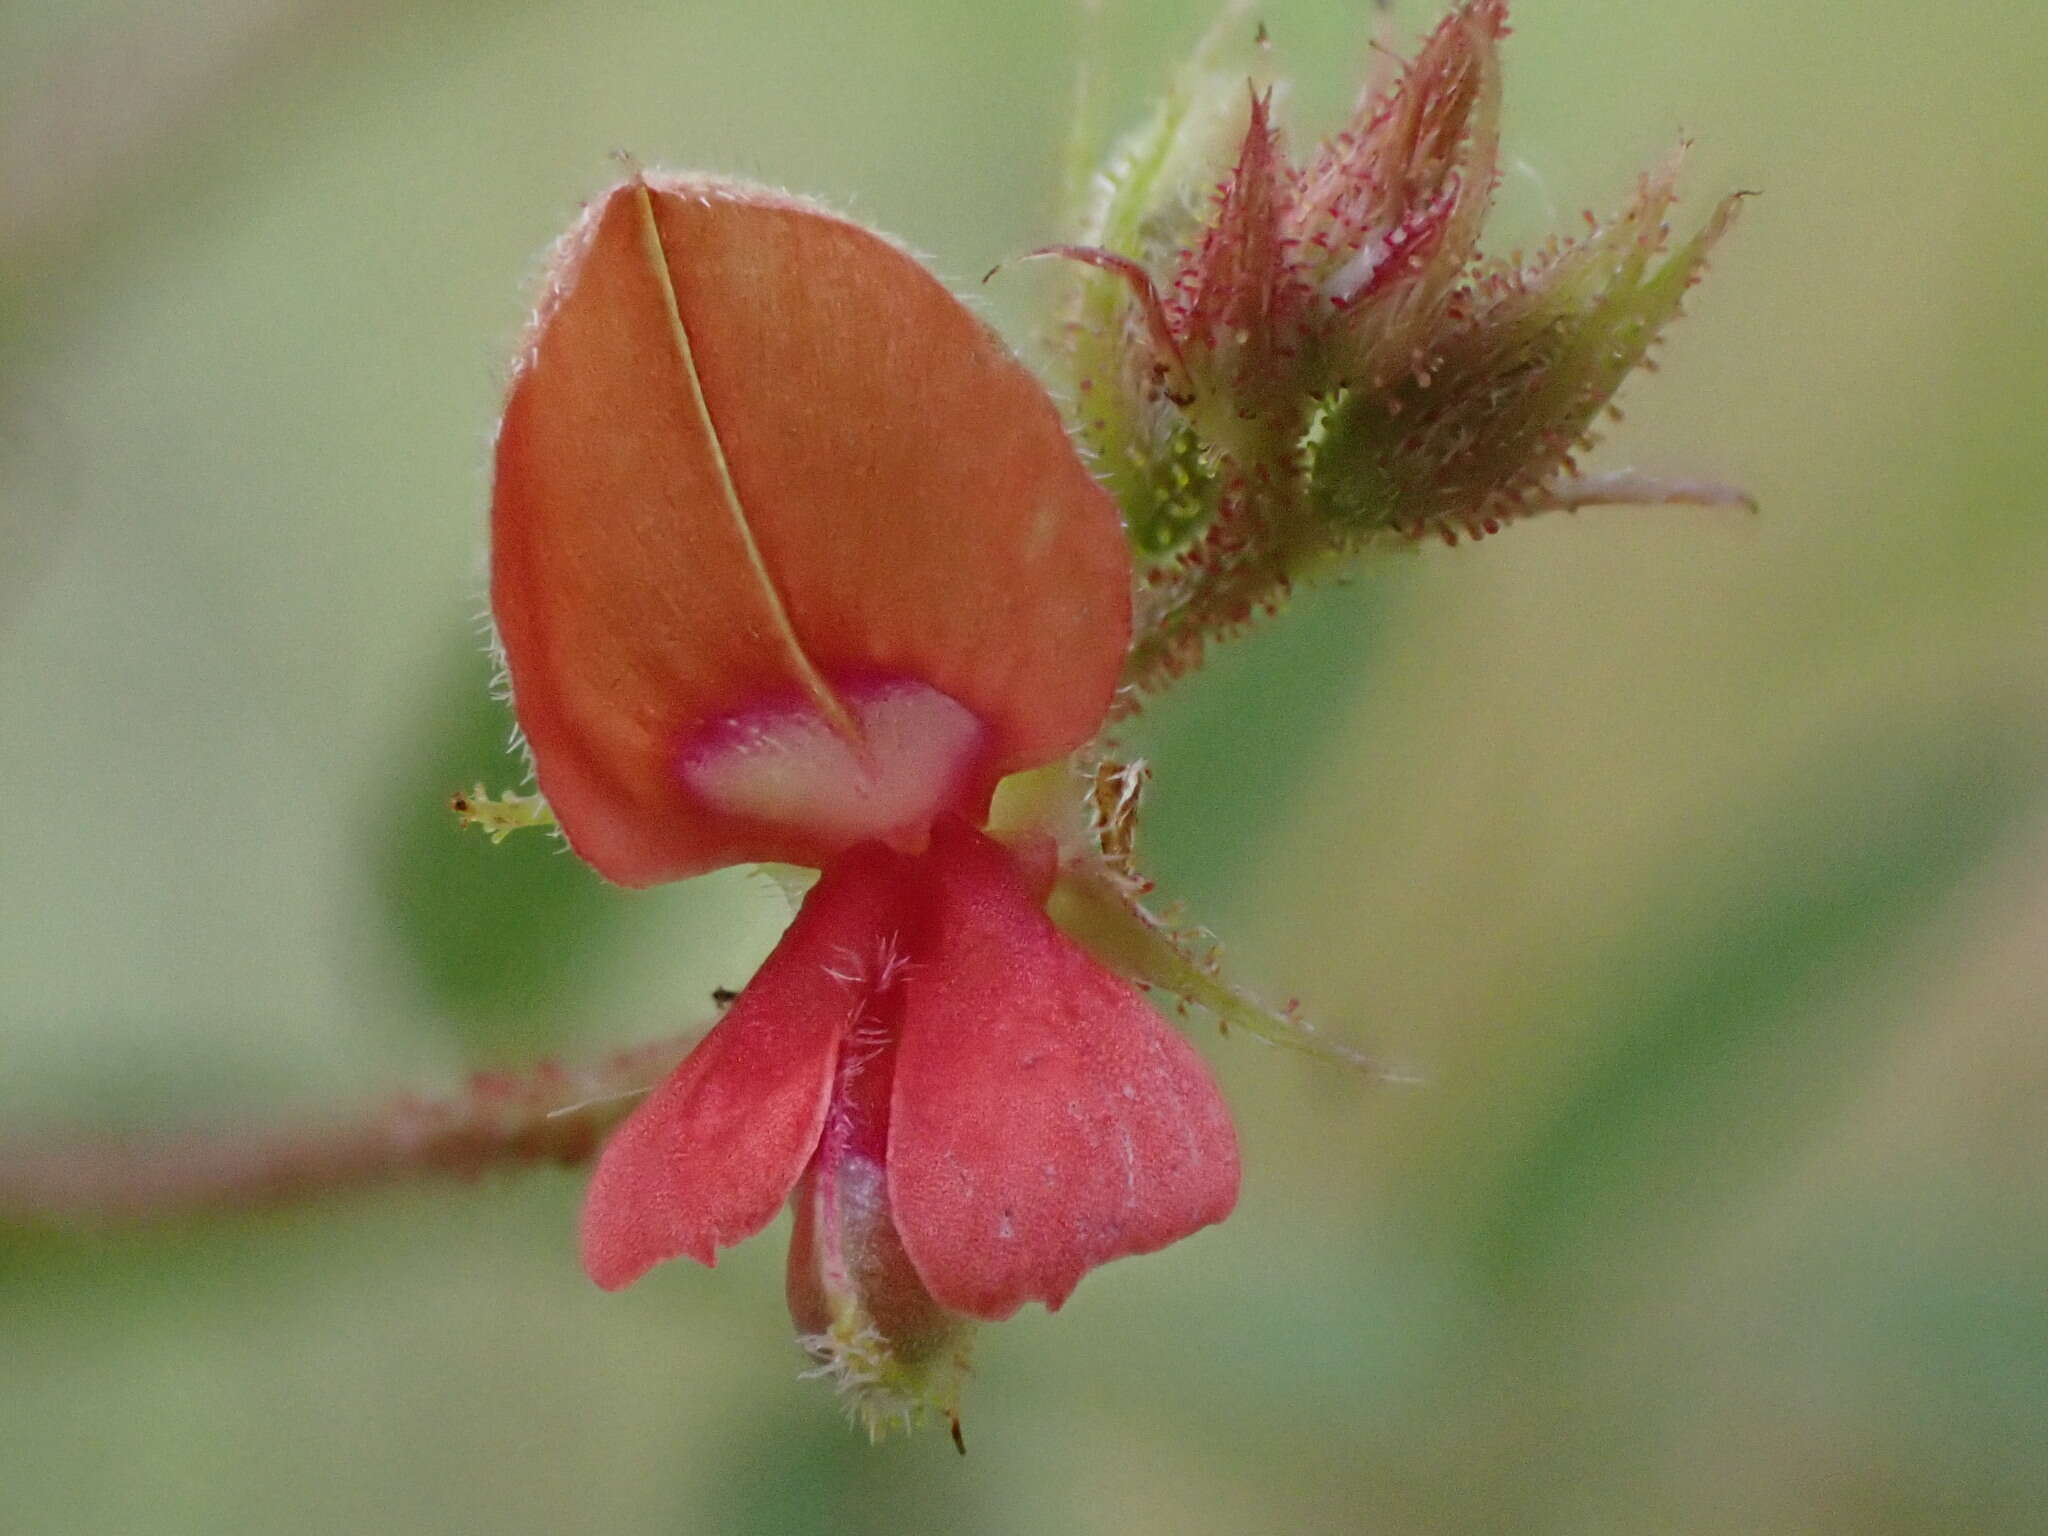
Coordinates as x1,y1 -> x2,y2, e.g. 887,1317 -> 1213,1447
677,678 -> 990,855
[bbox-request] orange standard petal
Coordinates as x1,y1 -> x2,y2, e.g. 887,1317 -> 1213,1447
492,174 -> 1131,886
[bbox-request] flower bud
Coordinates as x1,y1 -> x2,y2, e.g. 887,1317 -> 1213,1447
786,1149 -> 975,1445
1046,1 -> 1745,699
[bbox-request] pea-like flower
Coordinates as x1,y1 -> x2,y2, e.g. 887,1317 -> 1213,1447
489,175 -> 1240,1438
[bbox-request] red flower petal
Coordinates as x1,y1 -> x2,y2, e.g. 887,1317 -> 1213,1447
581,842 -> 915,1290
887,823 -> 1241,1320
493,175 -> 1131,886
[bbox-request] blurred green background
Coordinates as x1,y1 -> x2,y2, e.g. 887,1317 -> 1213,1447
4,0 -> 2045,1530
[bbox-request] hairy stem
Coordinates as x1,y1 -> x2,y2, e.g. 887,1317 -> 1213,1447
1118,520 -> 1332,710
0,1033 -> 697,1229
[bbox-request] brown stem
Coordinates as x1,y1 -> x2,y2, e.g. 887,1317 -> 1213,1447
0,1033 -> 697,1230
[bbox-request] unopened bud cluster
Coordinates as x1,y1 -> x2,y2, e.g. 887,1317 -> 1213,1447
1054,0 -> 1745,697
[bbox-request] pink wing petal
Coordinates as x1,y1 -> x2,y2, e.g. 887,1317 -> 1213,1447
888,823 -> 1241,1320
581,843 -> 914,1289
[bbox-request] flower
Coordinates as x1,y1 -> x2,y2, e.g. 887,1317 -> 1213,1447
489,174 -> 1240,1435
